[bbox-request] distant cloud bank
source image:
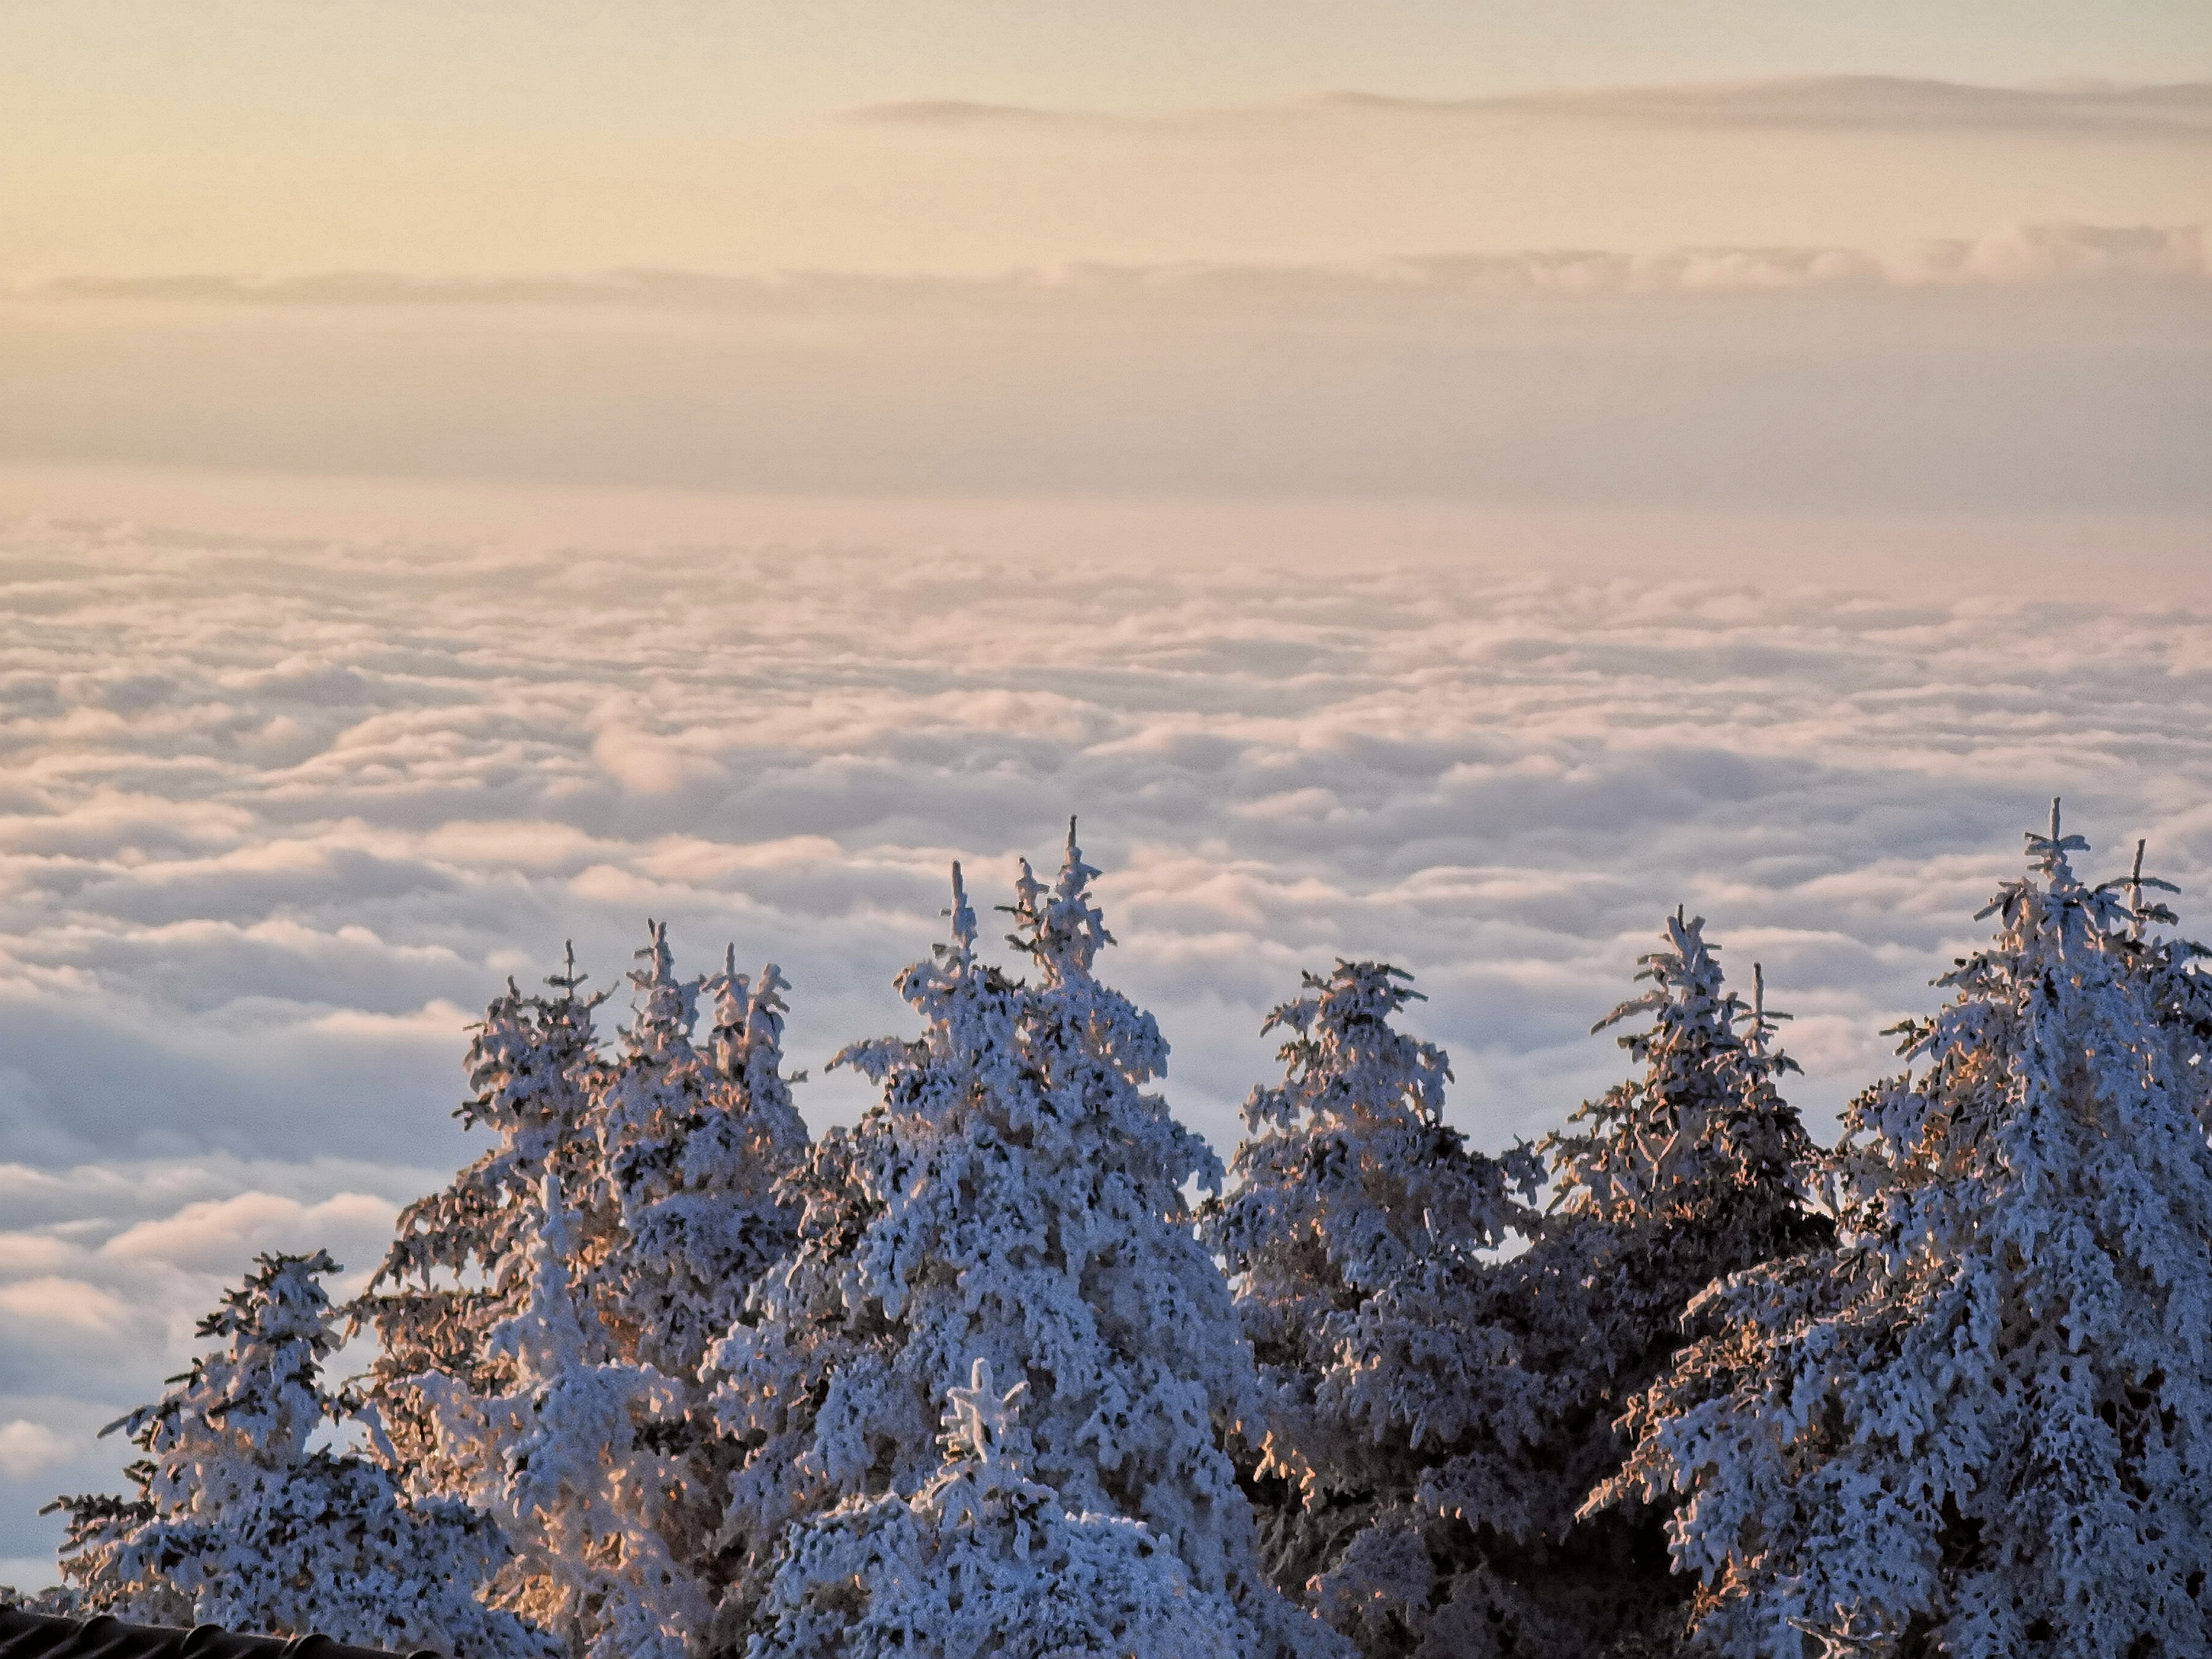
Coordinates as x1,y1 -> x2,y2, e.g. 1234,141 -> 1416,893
5,223 -> 2206,510
840,75 -> 2212,138
18,223 -> 2208,311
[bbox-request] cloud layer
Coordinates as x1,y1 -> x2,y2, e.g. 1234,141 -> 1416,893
843,76 -> 2212,137
6,231 -> 2207,509
23,224 -> 2210,309
16,62 -> 2210,281
5,495 -> 2212,1581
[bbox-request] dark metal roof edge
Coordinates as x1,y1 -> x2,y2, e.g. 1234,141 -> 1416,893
0,1610 -> 440,1659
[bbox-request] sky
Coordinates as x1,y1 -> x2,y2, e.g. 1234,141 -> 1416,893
3,0 -> 2211,1594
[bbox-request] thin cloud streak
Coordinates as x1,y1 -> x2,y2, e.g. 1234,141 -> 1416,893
839,75 -> 2212,137
5,240 -> 2206,510
15,68 -> 2207,284
17,224 -> 2210,311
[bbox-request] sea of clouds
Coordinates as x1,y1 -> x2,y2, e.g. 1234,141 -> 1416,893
5,499 -> 2212,1584
5,35 -> 2207,1596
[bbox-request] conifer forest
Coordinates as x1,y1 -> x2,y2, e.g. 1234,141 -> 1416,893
11,808 -> 2211,1659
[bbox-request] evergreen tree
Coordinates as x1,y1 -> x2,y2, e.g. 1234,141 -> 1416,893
596,925 -> 808,1379
710,828 -> 1347,1658
591,925 -> 809,1649
361,951 -> 612,1474
1489,909 -> 1829,1655
701,1118 -> 878,1631
746,1358 -> 1251,1658
407,1179 -> 709,1659
47,1252 -> 548,1659
1529,909 -> 1829,1521
1592,809 -> 2212,1657
364,930 -> 808,1658
1198,962 -> 1546,1656
1212,916 -> 1823,1657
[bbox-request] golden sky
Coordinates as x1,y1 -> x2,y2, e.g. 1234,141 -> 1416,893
2,3 -> 2205,509
4,0 -> 2208,278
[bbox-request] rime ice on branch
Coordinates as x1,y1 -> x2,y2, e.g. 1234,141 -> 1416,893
1593,807 -> 2212,1658
407,1178 -> 708,1659
361,927 -> 806,1659
1199,961 -> 1547,1654
1210,916 -> 1825,1658
713,827 -> 1347,1657
47,1252 -> 549,1659
746,1358 -> 1253,1658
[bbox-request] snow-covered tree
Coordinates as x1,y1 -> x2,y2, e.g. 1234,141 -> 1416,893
1476,910 -> 1829,1655
1198,962 -> 1546,1655
362,951 -> 612,1467
711,830 -> 1346,1657
1548,909 -> 1818,1265
2123,833 -> 2212,1133
407,1179 -> 709,1659
1593,809 -> 2212,1657
596,925 -> 808,1380
697,1121 -> 876,1629
363,930 -> 807,1658
1520,908 -> 1828,1516
1211,918 -> 1824,1657
747,1357 -> 1252,1658
46,1251 -> 549,1659
591,926 -> 809,1652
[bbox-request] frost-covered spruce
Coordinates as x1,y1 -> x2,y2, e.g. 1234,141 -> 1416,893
1199,962 -> 1547,1655
595,923 -> 808,1379
1550,910 -> 1809,1238
1245,916 -> 1820,1657
409,1178 -> 709,1659
1592,811 -> 2212,1658
1530,908 -> 1829,1492
748,1358 -> 1251,1658
589,927 -> 810,1651
1476,910 -> 1828,1655
47,1252 -> 549,1659
366,932 -> 806,1657
361,951 -> 613,1469
712,828 -> 1347,1658
2122,833 -> 2212,1131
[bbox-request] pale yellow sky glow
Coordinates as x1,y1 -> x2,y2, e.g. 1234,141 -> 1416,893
7,88 -> 2209,279
4,0 -> 2210,278
0,3 -> 2205,506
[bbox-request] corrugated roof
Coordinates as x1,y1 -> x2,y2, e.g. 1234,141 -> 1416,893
0,1611 -> 437,1659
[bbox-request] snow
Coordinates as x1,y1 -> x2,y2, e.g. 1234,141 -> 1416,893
1595,809 -> 2212,1656
23,813 -> 2210,1659
713,831 -> 1345,1656
44,1252 -> 551,1659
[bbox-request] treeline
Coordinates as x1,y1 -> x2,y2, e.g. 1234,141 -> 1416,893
21,813 -> 2212,1659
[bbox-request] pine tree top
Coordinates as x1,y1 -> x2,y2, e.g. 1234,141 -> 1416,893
1547,907 -> 1812,1235
1594,808 -> 2212,1658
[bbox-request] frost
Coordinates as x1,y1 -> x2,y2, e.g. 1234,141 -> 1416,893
1595,808 -> 2212,1657
358,928 -> 806,1658
45,1252 -> 551,1659
711,827 -> 1347,1657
